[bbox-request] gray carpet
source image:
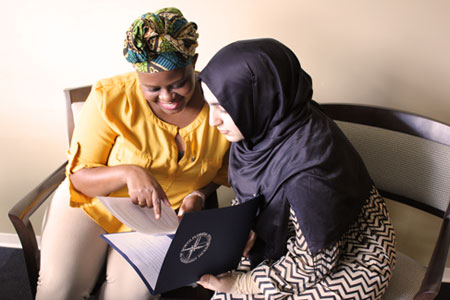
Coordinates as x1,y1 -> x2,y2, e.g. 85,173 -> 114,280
0,247 -> 32,300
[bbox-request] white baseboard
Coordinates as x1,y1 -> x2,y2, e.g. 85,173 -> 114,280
444,268 -> 450,283
0,233 -> 41,249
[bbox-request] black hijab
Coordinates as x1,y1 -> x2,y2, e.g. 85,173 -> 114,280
199,38 -> 373,258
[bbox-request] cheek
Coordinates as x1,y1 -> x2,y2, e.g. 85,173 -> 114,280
140,89 -> 157,102
181,81 -> 196,97
223,117 -> 237,133
147,94 -> 159,103
226,118 -> 243,139
231,125 -> 244,139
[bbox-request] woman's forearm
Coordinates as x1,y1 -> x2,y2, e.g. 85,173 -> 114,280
198,182 -> 220,198
69,165 -> 130,197
71,164 -> 168,215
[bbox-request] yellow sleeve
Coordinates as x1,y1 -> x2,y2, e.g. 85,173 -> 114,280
66,82 -> 118,206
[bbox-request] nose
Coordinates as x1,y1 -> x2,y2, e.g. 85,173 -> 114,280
159,88 -> 172,102
209,106 -> 222,127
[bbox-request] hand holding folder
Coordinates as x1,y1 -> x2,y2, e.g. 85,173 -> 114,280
98,195 -> 261,295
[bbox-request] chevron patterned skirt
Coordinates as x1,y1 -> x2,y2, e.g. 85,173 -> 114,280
213,187 -> 396,300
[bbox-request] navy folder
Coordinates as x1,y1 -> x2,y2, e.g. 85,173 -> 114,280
102,196 -> 261,295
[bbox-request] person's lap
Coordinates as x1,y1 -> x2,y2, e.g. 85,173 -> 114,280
36,179 -> 153,300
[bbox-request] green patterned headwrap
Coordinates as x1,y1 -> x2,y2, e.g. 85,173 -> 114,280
123,7 -> 199,73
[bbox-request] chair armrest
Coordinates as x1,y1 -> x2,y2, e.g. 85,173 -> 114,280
8,161 -> 68,220
414,201 -> 450,300
8,161 -> 68,297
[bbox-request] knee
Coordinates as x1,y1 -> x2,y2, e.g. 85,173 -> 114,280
36,271 -> 93,300
99,271 -> 152,300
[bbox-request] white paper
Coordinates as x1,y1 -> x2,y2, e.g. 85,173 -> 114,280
102,232 -> 172,289
98,196 -> 179,235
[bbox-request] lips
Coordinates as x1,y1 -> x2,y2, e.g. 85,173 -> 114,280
159,100 -> 181,111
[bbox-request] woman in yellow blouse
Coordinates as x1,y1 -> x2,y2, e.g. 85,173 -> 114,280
36,8 -> 229,300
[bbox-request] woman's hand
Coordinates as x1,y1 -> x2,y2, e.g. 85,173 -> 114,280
125,165 -> 169,219
198,273 -> 235,293
177,191 -> 205,219
243,230 -> 256,257
70,165 -> 169,219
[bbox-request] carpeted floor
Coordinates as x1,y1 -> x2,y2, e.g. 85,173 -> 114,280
1,246 -> 450,300
439,284 -> 450,299
0,247 -> 32,300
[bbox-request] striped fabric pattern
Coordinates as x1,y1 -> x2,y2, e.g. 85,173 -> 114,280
214,188 -> 396,300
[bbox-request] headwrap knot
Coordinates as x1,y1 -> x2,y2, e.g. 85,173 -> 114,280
123,7 -> 198,72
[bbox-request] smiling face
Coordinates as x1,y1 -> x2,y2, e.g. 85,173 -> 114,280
201,82 -> 244,142
137,62 -> 197,116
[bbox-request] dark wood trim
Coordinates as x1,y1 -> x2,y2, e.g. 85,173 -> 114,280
320,103 -> 450,147
64,86 -> 92,144
415,201 -> 450,300
8,162 -> 67,296
379,190 -> 445,218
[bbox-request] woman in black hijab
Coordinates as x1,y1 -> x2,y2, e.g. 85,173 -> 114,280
197,39 -> 396,299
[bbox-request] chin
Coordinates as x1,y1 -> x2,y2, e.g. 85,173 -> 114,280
226,136 -> 244,143
162,108 -> 183,115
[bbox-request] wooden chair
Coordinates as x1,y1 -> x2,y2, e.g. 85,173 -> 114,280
321,103 -> 450,300
8,85 -> 91,297
8,85 -> 216,299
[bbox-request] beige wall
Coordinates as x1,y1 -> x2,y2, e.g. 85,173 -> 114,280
1,0 -> 449,265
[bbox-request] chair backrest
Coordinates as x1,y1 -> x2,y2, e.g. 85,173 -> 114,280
321,103 -> 450,217
64,85 -> 92,144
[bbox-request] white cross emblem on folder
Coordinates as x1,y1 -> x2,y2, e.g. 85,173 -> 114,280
179,232 -> 212,264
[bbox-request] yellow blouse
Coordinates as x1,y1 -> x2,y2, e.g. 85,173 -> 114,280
66,72 -> 230,233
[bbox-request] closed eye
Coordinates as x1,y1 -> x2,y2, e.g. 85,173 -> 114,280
209,103 -> 228,114
146,87 -> 160,92
171,79 -> 187,89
